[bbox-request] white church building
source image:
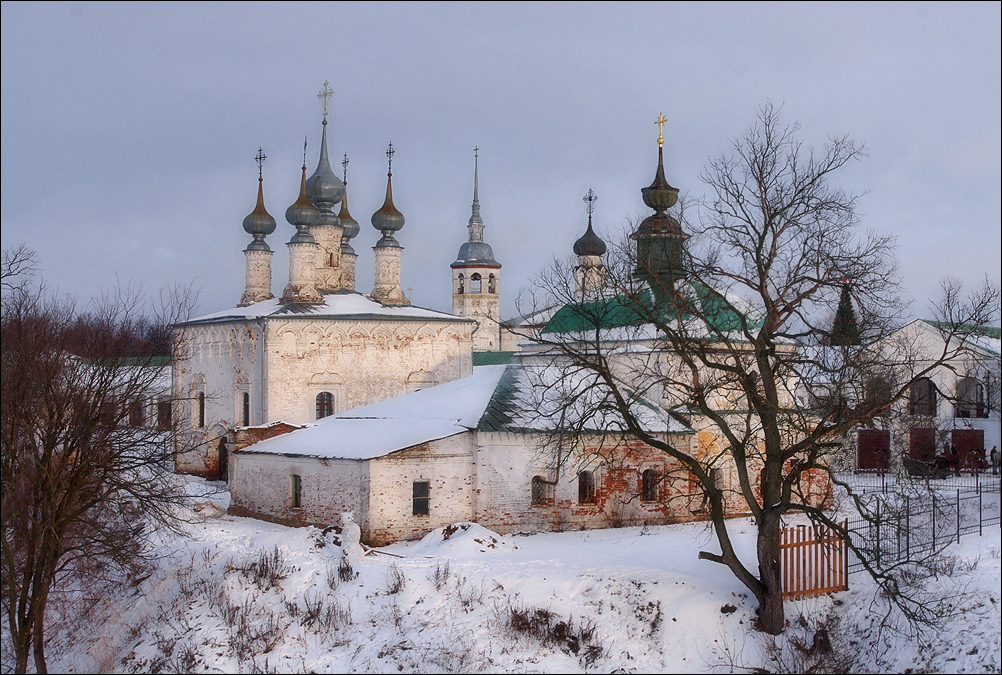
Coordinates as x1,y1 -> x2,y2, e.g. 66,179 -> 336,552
174,91 -> 797,544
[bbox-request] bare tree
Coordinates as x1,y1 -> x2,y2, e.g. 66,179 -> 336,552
1,249 -> 199,673
516,103 -> 1000,635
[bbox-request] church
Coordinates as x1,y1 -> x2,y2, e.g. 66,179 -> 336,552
173,88 -> 783,544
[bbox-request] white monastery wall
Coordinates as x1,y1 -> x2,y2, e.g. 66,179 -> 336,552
264,318 -> 473,422
229,452 -> 370,529
365,434 -> 477,545
174,321 -> 266,477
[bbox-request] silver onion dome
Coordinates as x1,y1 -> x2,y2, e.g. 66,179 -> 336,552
243,175 -> 277,252
306,118 -> 345,227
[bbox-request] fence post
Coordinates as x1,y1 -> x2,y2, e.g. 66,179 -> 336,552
957,489 -> 961,544
979,488 -> 983,537
932,493 -> 936,551
905,495 -> 910,561
875,500 -> 881,568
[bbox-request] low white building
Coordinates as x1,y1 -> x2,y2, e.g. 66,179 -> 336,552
227,362 -> 713,545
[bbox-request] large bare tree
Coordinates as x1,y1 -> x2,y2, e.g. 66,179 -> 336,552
516,104 -> 999,635
1,250 -> 198,673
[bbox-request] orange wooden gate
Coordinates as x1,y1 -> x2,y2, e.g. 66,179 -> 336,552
780,522 -> 847,600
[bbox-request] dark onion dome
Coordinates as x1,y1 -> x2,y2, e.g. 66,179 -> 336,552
573,220 -> 606,256
338,182 -> 360,255
634,144 -> 686,239
371,171 -> 404,248
243,176 -> 277,252
286,165 -> 320,243
641,145 -> 679,212
306,118 -> 345,225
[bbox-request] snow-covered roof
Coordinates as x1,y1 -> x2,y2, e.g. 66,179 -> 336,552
238,359 -> 691,461
185,290 -> 472,326
478,360 -> 692,435
236,365 -> 508,460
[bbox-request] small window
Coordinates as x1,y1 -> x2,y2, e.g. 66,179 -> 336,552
641,469 -> 658,502
578,470 -> 595,504
531,475 -> 553,506
157,398 -> 172,431
316,391 -> 334,419
290,474 -> 302,508
197,392 -> 206,428
457,273 -> 465,295
242,392 -> 250,426
128,397 -> 145,427
412,480 -> 430,516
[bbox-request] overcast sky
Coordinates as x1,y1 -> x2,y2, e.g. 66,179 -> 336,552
2,2 -> 999,321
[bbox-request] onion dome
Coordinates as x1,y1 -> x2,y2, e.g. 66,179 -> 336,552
452,149 -> 500,268
286,163 -> 319,243
635,144 -> 684,238
243,153 -> 276,252
371,143 -> 404,248
338,182 -> 360,255
573,221 -> 606,256
306,118 -> 345,227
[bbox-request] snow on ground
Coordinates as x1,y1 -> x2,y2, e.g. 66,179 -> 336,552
20,478 -> 1002,674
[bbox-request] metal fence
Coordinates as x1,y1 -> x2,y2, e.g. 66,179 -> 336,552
842,485 -> 1000,574
834,470 -> 1002,496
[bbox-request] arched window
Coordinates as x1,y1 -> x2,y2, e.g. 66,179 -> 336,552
471,273 -> 482,293
909,378 -> 937,416
197,392 -> 206,428
457,273 -> 465,294
578,470 -> 595,504
488,274 -> 496,294
316,391 -> 334,419
641,469 -> 658,502
242,392 -> 250,426
531,476 -> 553,506
956,378 -> 985,418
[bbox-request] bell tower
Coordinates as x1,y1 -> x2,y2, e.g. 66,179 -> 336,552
451,148 -> 501,351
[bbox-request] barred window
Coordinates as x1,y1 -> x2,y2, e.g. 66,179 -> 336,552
412,481 -> 430,516
531,475 -> 553,506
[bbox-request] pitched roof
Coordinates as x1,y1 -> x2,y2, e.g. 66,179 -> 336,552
237,360 -> 691,461
184,290 -> 473,326
539,281 -> 760,341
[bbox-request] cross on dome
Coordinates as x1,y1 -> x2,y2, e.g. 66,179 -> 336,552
656,112 -> 668,148
318,80 -> 334,120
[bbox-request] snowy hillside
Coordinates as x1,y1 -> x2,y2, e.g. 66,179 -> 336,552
12,478 -> 1001,674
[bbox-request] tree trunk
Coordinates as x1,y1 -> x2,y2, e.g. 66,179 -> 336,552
33,601 -> 48,675
756,513 -> 785,634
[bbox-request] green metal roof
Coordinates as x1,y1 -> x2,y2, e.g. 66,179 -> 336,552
472,351 -> 516,366
540,282 -> 757,337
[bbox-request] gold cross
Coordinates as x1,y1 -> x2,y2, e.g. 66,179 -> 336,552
318,80 -> 334,119
655,112 -> 668,147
